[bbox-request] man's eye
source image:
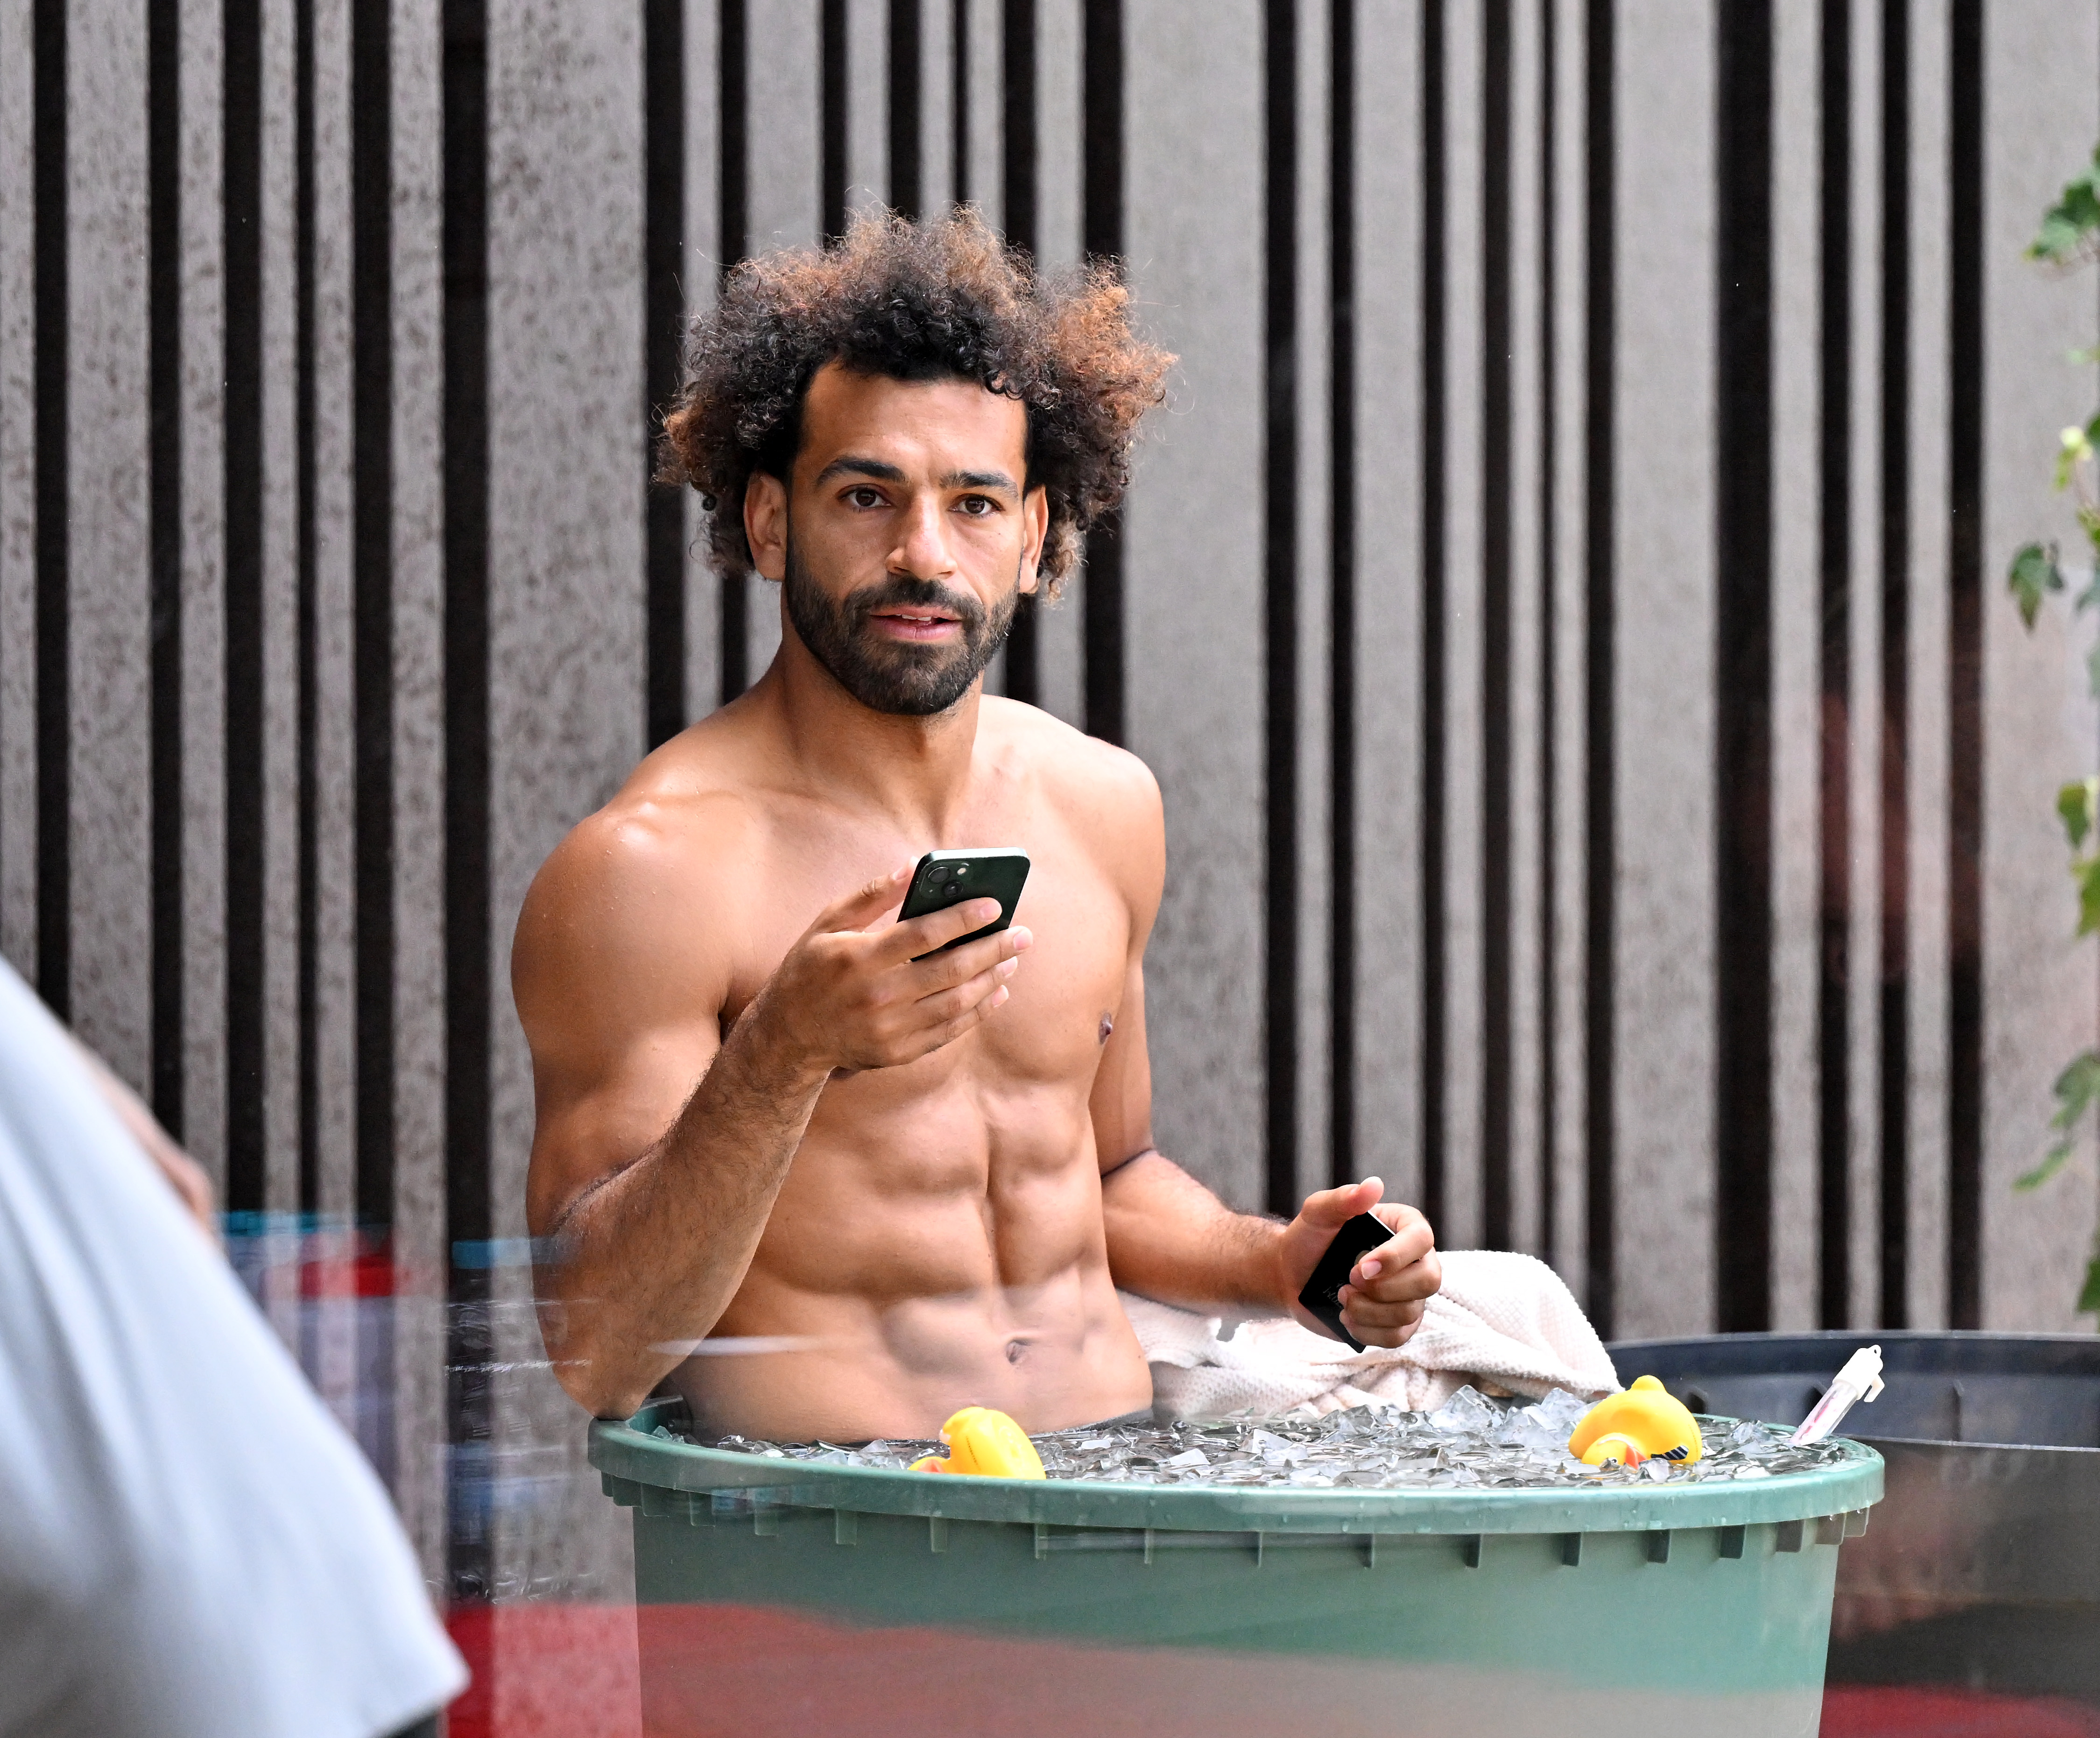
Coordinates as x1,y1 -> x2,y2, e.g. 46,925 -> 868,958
958,496 -> 995,516
846,487 -> 885,509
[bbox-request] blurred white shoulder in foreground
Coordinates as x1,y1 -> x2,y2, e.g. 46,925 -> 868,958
0,958 -> 466,1738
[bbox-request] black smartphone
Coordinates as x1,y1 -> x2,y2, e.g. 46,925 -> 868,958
1296,1212 -> 1395,1353
897,848 -> 1031,960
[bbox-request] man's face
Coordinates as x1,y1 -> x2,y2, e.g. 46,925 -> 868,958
746,361 -> 1047,717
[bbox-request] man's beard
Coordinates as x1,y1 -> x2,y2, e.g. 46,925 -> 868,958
782,533 -> 1020,718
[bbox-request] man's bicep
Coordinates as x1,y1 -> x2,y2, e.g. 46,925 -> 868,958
514,821 -> 735,1234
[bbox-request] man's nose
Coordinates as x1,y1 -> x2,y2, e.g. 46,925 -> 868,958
889,493 -> 955,579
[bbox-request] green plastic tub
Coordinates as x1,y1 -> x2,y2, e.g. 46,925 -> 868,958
592,1397 -> 1882,1738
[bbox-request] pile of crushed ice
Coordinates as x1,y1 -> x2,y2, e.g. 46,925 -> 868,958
681,1385 -> 1856,1490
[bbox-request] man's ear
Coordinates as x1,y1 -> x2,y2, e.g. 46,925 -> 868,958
1018,483 -> 1049,596
745,471 -> 789,581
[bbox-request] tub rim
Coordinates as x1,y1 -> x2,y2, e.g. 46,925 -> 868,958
590,1397 -> 1883,1537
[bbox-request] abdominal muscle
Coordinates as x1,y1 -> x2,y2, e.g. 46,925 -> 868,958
669,1085 -> 1153,1443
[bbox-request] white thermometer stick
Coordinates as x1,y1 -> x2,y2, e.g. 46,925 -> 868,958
1790,1344 -> 1886,1446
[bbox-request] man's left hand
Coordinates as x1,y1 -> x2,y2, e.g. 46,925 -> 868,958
1274,1179 -> 1440,1349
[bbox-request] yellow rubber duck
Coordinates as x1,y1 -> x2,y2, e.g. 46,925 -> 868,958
1567,1375 -> 1704,1469
909,1406 -> 1046,1479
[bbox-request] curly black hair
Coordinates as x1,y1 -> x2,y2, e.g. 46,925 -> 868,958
657,207 -> 1173,595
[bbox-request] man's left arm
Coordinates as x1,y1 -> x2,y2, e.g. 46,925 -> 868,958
1085,763 -> 1439,1348
1092,963 -> 1440,1348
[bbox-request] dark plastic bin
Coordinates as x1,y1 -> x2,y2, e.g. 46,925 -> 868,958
593,1395 -> 1880,1738
1614,1331 -> 2100,1709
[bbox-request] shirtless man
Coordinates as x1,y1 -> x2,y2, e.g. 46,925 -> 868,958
517,212 -> 1441,1441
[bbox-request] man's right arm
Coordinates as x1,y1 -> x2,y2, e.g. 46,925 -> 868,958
515,815 -> 1030,1419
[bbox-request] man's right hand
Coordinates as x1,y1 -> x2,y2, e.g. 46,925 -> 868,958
747,866 -> 1033,1077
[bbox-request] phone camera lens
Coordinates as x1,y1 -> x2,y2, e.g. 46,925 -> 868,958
927,864 -> 951,884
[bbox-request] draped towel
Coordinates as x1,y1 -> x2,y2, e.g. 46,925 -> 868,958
1121,1249 -> 1619,1421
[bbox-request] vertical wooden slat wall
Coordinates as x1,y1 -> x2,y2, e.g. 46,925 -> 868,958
1,0 -> 2098,1610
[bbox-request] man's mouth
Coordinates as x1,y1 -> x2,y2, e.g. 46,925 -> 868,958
867,607 -> 963,641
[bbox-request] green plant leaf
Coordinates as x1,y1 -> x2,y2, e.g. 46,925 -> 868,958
2025,1053 -> 2100,1193
2079,1255 -> 2100,1316
2034,210 -> 2100,264
2017,1140 -> 2074,1191
2029,149 -> 2100,263
2060,778 -> 2099,849
2011,542 -> 2066,627
2051,1050 -> 2100,1130
2078,857 -> 2100,936
2056,430 -> 2090,493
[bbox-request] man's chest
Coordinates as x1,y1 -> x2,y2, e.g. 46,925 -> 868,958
717,806 -> 1133,1084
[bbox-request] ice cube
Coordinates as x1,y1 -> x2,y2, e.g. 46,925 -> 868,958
1427,1386 -> 1498,1434
1495,1406 -> 1571,1452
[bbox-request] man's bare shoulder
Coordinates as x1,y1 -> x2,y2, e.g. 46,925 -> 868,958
981,694 -> 1158,810
980,696 -> 1163,899
513,715 -> 773,1022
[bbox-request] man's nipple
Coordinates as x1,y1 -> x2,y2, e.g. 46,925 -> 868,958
1098,1014 -> 1114,1045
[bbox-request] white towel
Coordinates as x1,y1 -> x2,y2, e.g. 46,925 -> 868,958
1122,1249 -> 1619,1421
